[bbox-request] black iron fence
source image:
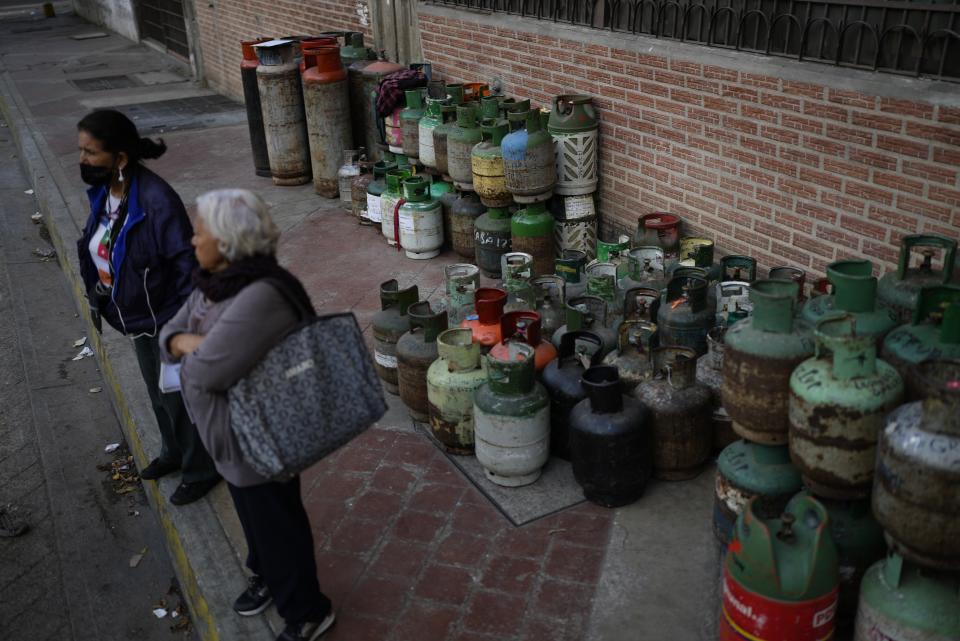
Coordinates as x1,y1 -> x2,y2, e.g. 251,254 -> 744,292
428,0 -> 960,82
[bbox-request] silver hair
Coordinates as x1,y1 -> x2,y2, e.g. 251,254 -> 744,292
195,189 -> 280,261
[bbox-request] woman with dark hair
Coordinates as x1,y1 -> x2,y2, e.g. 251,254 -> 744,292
76,109 -> 220,505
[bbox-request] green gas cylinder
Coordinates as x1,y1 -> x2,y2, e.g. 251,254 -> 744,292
400,89 -> 425,161
801,259 -> 898,340
878,233 -> 957,324
882,285 -> 960,390
511,201 -> 555,278
426,328 -> 487,454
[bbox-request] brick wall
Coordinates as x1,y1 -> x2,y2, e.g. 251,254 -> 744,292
195,0 -> 373,99
419,10 -> 960,277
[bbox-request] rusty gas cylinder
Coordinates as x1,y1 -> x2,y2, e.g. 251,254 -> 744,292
372,280 -> 419,394
873,359 -> 960,571
720,493 -> 839,641
302,46 -> 351,198
801,260 -> 898,341
447,105 -> 482,191
878,233 -> 957,324
789,315 -> 904,499
657,275 -> 714,356
551,295 -> 618,357
623,286 -> 661,323
882,285 -> 960,391
621,246 -> 667,294
511,201 -> 555,278
472,121 -> 512,208
474,206 -> 512,277
400,88 -> 424,160
254,39 -> 311,186
240,39 -> 271,177
427,328 -> 487,454
633,346 -> 713,480
450,190 -> 486,260
461,287 -> 508,351
697,326 -> 737,451
490,311 -> 558,373
601,320 -> 657,392
634,212 -> 681,259
542,330 -> 604,459
570,366 -> 653,507
532,275 -> 566,339
351,160 -> 374,222
502,109 -> 557,203
723,279 -> 815,445
397,302 -> 448,422
432,103 -> 458,179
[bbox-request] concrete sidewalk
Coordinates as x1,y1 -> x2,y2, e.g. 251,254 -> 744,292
0,11 -> 720,641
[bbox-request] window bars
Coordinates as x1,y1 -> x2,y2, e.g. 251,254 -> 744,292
429,0 -> 960,82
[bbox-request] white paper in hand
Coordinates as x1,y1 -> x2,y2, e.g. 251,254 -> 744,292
159,362 -> 182,394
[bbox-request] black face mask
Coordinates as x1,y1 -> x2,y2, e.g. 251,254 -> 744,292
80,163 -> 114,186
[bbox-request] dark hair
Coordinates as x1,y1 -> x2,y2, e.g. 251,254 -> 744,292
77,109 -> 167,164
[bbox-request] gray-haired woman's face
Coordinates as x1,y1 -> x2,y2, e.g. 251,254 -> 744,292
191,217 -> 228,272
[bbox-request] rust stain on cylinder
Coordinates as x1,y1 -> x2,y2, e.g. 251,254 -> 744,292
304,78 -> 352,198
398,355 -> 430,422
257,67 -> 311,185
512,235 -> 555,279
722,350 -> 805,444
428,402 -> 475,454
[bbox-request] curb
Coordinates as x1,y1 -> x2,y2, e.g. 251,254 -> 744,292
0,69 -> 275,641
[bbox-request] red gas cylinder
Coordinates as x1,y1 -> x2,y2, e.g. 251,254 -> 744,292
301,46 -> 351,198
635,212 -> 681,259
461,288 -> 507,350
299,37 -> 337,71
490,311 -> 558,372
721,492 -> 839,641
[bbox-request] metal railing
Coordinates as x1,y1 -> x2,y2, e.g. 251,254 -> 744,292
429,0 -> 960,82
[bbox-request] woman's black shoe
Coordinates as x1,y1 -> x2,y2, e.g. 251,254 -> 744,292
169,478 -> 221,505
139,458 -> 180,480
234,575 -> 273,616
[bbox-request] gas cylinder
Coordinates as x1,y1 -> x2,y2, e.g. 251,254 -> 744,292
398,176 -> 443,259
720,254 -> 758,283
450,190 -> 486,260
878,233 -> 957,323
634,212 -> 681,259
595,234 -> 631,281
552,295 -> 618,357
490,311 -> 558,372
472,122 -> 512,207
552,194 -> 598,259
439,188 -> 457,248
817,496 -> 886,631
340,31 -> 375,66
380,168 -> 411,246
462,82 -> 489,101
873,359 -> 960,570
586,262 -> 621,322
433,104 -> 459,179
302,46 -> 351,198
623,286 -> 661,323
461,287 -> 508,350
356,60 -> 403,162
633,346 -> 712,480
385,105 -> 403,154
418,97 -> 444,170
570,365 -> 652,507
336,149 -> 360,208
397,302 -> 448,422
440,263 -> 479,327
720,493 -> 839,641
801,260 -> 898,340
555,250 -> 588,299
542,331 -> 604,459
474,342 -> 550,487
501,252 -> 537,313
548,94 -> 599,196
532,275 -> 565,339
769,266 -> 807,305
254,39 -> 311,186
717,281 -> 752,325
621,247 -> 666,293
512,201 -> 555,277
697,326 -> 737,451
656,275 -> 714,356
427,328 -> 487,454
673,236 -> 715,275
474,206 -> 512,277
789,315 -> 904,498
351,160 -> 373,222
723,279 -> 815,445
854,554 -> 960,641
713,441 -> 802,545
502,109 -> 557,203
372,280 -> 419,394
447,105 -> 483,191
364,160 -> 396,226
400,89 -> 424,161
882,285 -> 960,386
601,320 -> 657,391
240,39 -> 271,177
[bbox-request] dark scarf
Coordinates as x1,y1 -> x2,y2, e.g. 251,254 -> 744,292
193,254 -> 315,316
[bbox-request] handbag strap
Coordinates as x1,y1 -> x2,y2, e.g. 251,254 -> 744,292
262,277 -> 317,322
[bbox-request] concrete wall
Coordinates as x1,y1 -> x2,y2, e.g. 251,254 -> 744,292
417,5 -> 960,276
73,0 -> 139,41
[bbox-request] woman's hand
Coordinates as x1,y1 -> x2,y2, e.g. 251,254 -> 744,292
169,333 -> 204,358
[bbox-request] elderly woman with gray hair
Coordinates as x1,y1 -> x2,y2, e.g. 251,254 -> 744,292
160,189 -> 335,641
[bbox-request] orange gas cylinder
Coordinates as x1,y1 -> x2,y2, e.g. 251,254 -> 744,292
461,288 -> 507,350
490,311 -> 558,372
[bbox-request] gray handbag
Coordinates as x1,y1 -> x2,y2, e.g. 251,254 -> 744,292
228,279 -> 387,480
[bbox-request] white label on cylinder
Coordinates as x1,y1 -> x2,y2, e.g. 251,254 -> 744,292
563,195 -> 596,220
399,212 -> 416,233
374,350 -> 397,368
367,194 -> 382,223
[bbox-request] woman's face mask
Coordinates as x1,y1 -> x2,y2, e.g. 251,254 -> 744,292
77,129 -> 117,186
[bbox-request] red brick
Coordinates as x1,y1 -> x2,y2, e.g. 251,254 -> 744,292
879,97 -> 934,119
687,106 -> 721,125
760,92 -> 802,112
938,105 -> 960,124
825,124 -> 873,146
782,147 -> 823,168
755,186 -> 793,210
823,158 -> 869,182
844,180 -> 895,206
704,96 -> 739,114
798,136 -> 842,159
324,614 -> 393,641
821,192 -> 867,216
841,214 -> 890,242
867,205 -> 920,233
414,563 -> 476,605
450,500 -> 504,538
930,185 -> 960,207
721,83 -> 759,102
350,490 -> 404,521
329,517 -> 386,555
794,234 -> 836,258
741,73 -> 779,89
759,157 -> 799,178
739,166 -> 777,188
781,113 -> 824,133
804,100 -> 849,122
783,81 -> 824,99
933,146 -> 960,167
391,600 -> 461,641
753,220 -> 792,244
345,574 -> 411,620
424,457 -> 464,486
797,201 -> 839,225
723,115 -> 759,136
760,125 -> 800,145
816,224 -> 862,249
771,240 -> 814,268
314,550 -> 368,601
872,171 -> 924,196
902,159 -> 959,185
370,465 -> 418,495
367,539 -> 430,578
851,111 -> 903,133
392,510 -> 447,543
481,555 -> 541,594
827,89 -> 877,110
800,167 -> 843,192
333,447 -> 385,474
849,148 -> 898,171
905,121 -> 960,147
741,104 -> 779,123
862,240 -> 901,265
407,482 -> 464,515
463,589 -> 529,635
774,211 -> 814,234
876,134 -> 930,159
704,65 -> 739,82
